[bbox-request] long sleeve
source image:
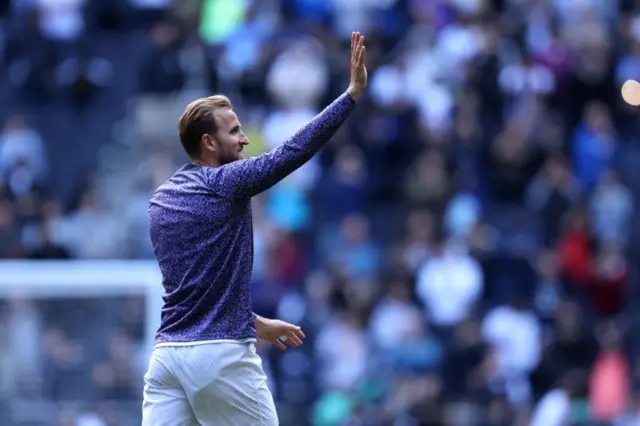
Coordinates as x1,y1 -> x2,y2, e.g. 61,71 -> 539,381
205,92 -> 357,199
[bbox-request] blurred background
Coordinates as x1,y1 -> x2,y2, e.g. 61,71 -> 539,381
1,0 -> 640,425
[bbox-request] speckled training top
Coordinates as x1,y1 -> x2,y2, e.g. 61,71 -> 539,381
148,92 -> 356,344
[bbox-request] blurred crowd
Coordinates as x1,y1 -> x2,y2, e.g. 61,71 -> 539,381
1,0 -> 640,425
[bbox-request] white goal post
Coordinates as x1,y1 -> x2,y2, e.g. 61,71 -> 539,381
0,260 -> 164,351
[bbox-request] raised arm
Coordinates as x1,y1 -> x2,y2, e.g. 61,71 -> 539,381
209,32 -> 368,200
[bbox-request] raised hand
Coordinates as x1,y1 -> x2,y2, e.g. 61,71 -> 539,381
348,32 -> 367,101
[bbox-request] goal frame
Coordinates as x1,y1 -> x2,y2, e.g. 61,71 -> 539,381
0,260 -> 163,351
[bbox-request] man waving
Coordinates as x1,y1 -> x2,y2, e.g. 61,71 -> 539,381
143,32 -> 368,425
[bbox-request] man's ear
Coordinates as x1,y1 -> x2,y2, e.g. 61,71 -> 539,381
201,133 -> 217,153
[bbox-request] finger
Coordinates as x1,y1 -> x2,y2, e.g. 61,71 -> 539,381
353,35 -> 358,53
356,37 -> 364,64
353,33 -> 360,60
288,325 -> 305,339
284,329 -> 303,346
274,340 -> 287,350
351,32 -> 356,59
355,43 -> 364,68
285,331 -> 303,347
359,45 -> 366,67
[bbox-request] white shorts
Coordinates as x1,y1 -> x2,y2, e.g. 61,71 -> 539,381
142,341 -> 278,426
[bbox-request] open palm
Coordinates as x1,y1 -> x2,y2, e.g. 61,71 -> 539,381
349,32 -> 367,96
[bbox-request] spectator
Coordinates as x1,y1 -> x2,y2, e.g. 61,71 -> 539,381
532,249 -> 563,323
314,145 -> 368,224
314,307 -> 368,392
416,237 -> 483,335
393,209 -> 436,274
271,230 -> 305,288
50,188 -> 126,258
0,115 -> 48,189
92,331 -> 140,401
443,189 -> 481,239
321,213 -> 380,282
590,322 -> 630,422
486,123 -> 544,205
305,270 -> 338,316
481,296 -> 542,405
404,149 -> 450,214
588,245 -> 627,317
384,317 -> 444,375
530,372 -> 582,426
589,170 -> 633,247
572,101 -> 618,190
36,0 -> 86,45
139,20 -> 185,95
369,278 -> 422,351
41,329 -> 87,402
441,319 -> 486,400
526,155 -> 581,246
531,301 -> 597,394
266,37 -> 329,110
559,208 -> 593,288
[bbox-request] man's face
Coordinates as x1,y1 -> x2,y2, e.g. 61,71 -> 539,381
211,108 -> 249,165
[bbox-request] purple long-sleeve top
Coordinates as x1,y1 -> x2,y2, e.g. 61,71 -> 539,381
149,92 -> 356,344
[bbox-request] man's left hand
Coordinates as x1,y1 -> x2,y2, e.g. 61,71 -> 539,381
256,317 -> 305,350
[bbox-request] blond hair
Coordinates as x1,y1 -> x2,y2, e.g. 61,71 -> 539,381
178,95 -> 233,158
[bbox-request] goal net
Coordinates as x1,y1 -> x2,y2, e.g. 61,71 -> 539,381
0,260 -> 162,426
